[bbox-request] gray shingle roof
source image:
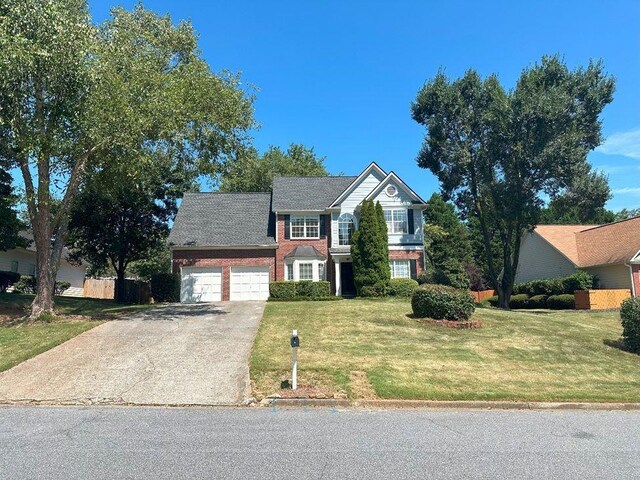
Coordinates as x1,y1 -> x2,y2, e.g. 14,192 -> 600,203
284,246 -> 327,260
272,176 -> 357,211
168,193 -> 276,247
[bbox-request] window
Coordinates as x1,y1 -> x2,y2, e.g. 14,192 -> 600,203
318,262 -> 325,281
28,264 -> 36,276
299,262 -> 313,281
385,184 -> 397,197
290,216 -> 320,239
10,261 -> 18,273
285,263 -> 294,281
338,213 -> 356,246
390,260 -> 410,279
384,209 -> 408,234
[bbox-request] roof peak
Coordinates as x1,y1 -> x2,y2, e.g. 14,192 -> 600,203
579,215 -> 640,232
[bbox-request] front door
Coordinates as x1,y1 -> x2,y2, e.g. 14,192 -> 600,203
340,262 -> 356,296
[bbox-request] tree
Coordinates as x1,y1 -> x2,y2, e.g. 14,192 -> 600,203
351,200 -> 390,296
218,144 -> 328,192
67,159 -> 188,301
0,163 -> 25,251
0,2 -> 254,317
412,56 -> 614,308
614,208 -> 640,221
540,167 -> 615,224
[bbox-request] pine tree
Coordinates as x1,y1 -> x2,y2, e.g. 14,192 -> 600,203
352,200 -> 389,296
375,201 -> 390,284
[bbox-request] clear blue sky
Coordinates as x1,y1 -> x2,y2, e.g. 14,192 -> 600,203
87,0 -> 640,210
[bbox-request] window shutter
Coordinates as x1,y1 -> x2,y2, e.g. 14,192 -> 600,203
320,215 -> 326,237
407,209 -> 415,234
410,259 -> 417,279
284,215 -> 290,240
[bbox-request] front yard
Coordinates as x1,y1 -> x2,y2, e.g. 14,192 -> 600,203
0,293 -> 154,372
251,299 -> 640,402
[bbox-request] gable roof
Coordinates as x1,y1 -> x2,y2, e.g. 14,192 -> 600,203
328,162 -> 387,208
168,192 -> 276,247
364,171 -> 428,205
271,176 -> 357,211
533,217 -> 640,267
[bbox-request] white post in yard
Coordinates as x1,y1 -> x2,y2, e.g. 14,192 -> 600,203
291,329 -> 299,390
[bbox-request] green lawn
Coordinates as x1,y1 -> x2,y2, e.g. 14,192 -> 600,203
251,299 -> 640,402
0,293 -> 155,372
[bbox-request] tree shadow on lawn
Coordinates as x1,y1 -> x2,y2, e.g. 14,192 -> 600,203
603,338 -> 638,355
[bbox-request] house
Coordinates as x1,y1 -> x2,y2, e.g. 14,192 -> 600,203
515,216 -> 640,296
0,233 -> 88,296
169,162 -> 427,302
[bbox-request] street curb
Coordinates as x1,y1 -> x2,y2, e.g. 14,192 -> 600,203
266,398 -> 640,411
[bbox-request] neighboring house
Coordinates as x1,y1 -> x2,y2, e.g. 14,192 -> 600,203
169,162 -> 427,302
0,233 -> 87,297
515,217 -> 640,296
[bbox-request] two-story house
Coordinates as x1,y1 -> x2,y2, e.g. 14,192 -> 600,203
169,162 -> 427,302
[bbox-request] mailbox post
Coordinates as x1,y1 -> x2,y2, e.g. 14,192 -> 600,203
290,329 -> 299,390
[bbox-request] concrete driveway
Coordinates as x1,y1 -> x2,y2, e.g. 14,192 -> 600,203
0,302 -> 265,406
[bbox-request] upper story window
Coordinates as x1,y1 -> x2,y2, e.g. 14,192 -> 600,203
338,213 -> 356,246
385,184 -> 398,197
291,216 -> 320,239
10,261 -> 18,273
383,209 -> 408,234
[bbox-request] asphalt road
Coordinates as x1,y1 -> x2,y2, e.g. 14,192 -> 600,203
1,407 -> 638,479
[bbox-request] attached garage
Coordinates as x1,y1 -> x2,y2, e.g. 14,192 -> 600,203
180,267 -> 222,303
230,267 -> 270,301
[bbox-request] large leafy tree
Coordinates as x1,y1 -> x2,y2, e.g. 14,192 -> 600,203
0,163 -> 25,251
412,56 -> 614,308
0,2 -> 254,317
351,200 -> 390,296
218,144 -> 328,192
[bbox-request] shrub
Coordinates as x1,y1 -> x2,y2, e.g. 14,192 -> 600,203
485,295 -> 499,307
269,281 -> 332,300
0,271 -> 21,292
528,294 -> 548,309
621,297 -> 640,353
509,294 -> 530,309
562,270 -> 596,293
269,281 -> 297,299
411,284 -> 475,321
417,270 -> 434,285
387,278 -> 419,297
547,294 -> 575,310
13,275 -> 36,294
150,272 -> 180,302
54,281 -> 71,296
310,281 -> 331,297
296,280 -> 315,298
512,271 -> 597,297
360,282 -> 387,297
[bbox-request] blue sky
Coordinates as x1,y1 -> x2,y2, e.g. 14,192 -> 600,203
85,0 -> 639,210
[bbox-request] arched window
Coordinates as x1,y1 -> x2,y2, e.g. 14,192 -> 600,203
338,213 -> 356,246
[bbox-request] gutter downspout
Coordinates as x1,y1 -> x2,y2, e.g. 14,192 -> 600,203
625,262 -> 636,297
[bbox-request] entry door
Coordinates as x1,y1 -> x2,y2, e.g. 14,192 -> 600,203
230,267 -> 270,301
340,263 -> 356,296
180,267 -> 222,303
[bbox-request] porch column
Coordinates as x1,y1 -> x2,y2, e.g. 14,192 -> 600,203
335,259 -> 341,296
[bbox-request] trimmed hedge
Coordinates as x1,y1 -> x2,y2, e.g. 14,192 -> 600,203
512,270 -> 597,297
621,297 -> 640,353
387,278 -> 419,297
411,284 -> 475,321
485,295 -> 499,307
0,271 -> 20,292
528,294 -> 548,309
269,281 -> 331,300
508,294 -> 530,309
150,272 -> 180,302
360,282 -> 387,297
547,294 -> 575,310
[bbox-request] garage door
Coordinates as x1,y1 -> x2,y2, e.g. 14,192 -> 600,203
230,267 -> 270,301
180,267 -> 222,303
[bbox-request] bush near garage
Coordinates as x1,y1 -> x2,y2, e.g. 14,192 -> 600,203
620,297 -> 640,353
387,278 -> 419,297
150,272 -> 180,302
547,294 -> 576,310
528,294 -> 548,309
411,284 -> 475,321
269,281 -> 331,300
512,271 -> 597,297
0,271 -> 20,292
508,294 -> 530,309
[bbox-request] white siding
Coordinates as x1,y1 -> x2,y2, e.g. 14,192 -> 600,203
584,264 -> 632,290
515,232 -> 576,283
338,171 -> 385,212
0,249 -> 36,276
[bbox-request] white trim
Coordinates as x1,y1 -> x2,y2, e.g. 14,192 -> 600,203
364,171 -> 428,204
389,259 -> 411,279
284,258 -> 326,282
290,215 -> 321,239
626,263 -> 636,297
328,162 -> 387,208
389,245 -> 423,251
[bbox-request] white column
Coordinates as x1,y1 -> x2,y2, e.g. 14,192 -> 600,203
335,259 -> 341,296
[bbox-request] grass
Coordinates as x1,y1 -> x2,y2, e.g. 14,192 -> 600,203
251,298 -> 640,402
0,293 -> 156,372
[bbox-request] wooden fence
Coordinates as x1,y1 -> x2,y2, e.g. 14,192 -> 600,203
84,278 -> 115,300
469,289 -> 496,302
574,289 -> 631,310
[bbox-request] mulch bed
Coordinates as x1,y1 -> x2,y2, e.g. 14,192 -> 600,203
416,318 -> 482,329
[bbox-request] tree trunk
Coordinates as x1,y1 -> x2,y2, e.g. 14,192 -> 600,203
31,223 -> 54,318
116,269 -> 127,303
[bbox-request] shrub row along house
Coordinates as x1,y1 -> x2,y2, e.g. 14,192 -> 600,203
515,217 -> 640,296
168,163 -> 427,302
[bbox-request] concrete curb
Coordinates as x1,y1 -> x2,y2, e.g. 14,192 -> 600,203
266,398 -> 640,411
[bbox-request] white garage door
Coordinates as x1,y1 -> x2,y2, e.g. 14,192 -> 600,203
180,267 -> 222,303
230,267 -> 270,301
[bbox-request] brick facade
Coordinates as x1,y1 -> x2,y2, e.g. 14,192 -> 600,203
172,249 -> 276,301
389,249 -> 425,276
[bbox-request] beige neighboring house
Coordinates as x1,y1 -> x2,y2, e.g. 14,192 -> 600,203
515,216 -> 640,296
0,233 -> 87,297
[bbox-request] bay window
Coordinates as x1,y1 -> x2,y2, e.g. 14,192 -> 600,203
298,262 -> 313,281
284,260 -> 326,282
